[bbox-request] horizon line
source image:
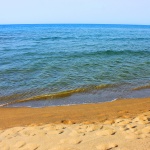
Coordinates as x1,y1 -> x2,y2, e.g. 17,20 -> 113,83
0,23 -> 150,26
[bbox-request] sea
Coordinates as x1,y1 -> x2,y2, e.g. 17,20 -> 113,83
0,24 -> 150,107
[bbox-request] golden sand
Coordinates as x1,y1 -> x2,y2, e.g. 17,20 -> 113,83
0,97 -> 150,129
0,97 -> 150,150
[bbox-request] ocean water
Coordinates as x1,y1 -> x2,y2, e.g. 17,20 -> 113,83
0,24 -> 150,107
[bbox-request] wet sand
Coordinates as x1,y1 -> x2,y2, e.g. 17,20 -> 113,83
0,97 -> 150,150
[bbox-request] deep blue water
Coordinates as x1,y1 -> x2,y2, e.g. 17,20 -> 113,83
0,24 -> 150,107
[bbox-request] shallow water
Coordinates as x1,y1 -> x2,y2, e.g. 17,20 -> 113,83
0,24 -> 150,107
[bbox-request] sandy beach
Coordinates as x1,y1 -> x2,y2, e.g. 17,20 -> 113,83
0,97 -> 150,150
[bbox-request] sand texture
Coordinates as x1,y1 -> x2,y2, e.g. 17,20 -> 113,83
0,97 -> 150,149
0,111 -> 150,150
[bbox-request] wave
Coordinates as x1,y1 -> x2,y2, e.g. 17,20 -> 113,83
91,50 -> 150,56
109,37 -> 150,41
39,36 -> 74,41
0,84 -> 113,107
66,50 -> 150,59
132,84 -> 150,91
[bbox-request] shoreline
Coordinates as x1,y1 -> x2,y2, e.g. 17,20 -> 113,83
0,97 -> 150,129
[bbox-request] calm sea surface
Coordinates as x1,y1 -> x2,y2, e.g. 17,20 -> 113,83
0,24 -> 150,107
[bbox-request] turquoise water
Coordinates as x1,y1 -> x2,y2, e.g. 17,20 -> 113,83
0,24 -> 150,107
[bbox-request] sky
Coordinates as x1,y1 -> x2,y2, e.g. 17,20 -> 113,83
0,0 -> 150,25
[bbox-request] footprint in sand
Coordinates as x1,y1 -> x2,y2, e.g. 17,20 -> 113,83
21,130 -> 34,136
76,124 -> 103,134
58,130 -> 64,134
126,124 -> 137,129
119,125 -> 129,132
103,120 -> 115,125
138,134 -> 150,139
0,129 -> 15,138
96,128 -> 116,136
14,141 -> 26,148
61,120 -> 75,125
96,143 -> 118,150
21,143 -> 39,150
59,138 -> 82,145
40,126 -> 54,131
133,115 -> 150,124
115,119 -> 131,126
51,146 -> 80,150
86,124 -> 103,132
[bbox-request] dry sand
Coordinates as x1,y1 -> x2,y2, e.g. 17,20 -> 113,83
0,97 -> 150,150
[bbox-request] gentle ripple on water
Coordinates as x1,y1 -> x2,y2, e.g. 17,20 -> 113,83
0,24 -> 150,107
